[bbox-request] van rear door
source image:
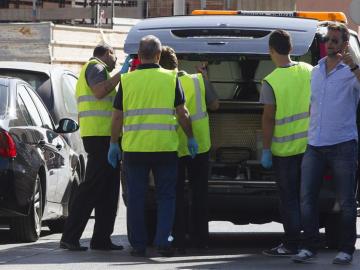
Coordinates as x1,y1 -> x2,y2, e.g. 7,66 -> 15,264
124,15 -> 318,56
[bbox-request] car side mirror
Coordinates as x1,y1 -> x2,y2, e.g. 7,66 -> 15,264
55,118 -> 79,134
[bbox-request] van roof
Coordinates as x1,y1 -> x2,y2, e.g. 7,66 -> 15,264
124,15 -> 318,56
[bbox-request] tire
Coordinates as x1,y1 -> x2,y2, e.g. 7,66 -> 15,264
47,170 -> 79,234
324,213 -> 340,249
10,174 -> 43,242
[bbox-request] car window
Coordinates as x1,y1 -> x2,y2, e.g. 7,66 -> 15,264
0,83 -> 9,119
61,73 -> 78,114
17,85 -> 43,127
349,35 -> 360,64
0,69 -> 48,90
26,86 -> 54,130
9,94 -> 32,127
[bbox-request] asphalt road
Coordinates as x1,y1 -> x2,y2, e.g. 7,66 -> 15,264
0,201 -> 359,270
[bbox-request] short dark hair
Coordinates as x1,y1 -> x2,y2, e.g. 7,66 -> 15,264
138,35 -> 162,60
93,44 -> 113,58
269,29 -> 292,55
159,46 -> 178,70
327,22 -> 350,42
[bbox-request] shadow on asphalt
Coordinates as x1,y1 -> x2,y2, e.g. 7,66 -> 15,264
0,228 -> 358,267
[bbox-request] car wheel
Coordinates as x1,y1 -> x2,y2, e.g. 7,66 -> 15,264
10,173 -> 43,242
47,170 -> 80,234
324,213 -> 340,249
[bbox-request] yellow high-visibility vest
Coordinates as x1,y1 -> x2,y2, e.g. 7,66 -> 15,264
177,72 -> 211,157
121,67 -> 178,152
76,58 -> 116,137
265,62 -> 313,156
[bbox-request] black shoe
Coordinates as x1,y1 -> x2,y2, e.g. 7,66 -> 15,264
60,240 -> 88,251
263,243 -> 297,257
130,248 -> 146,257
157,246 -> 175,257
90,242 -> 124,251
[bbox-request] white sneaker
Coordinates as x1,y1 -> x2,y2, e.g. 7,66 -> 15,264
333,252 -> 352,265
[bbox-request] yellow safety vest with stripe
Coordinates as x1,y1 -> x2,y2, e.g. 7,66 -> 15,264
177,72 -> 211,157
76,58 -> 116,137
264,62 -> 312,157
121,67 -> 178,152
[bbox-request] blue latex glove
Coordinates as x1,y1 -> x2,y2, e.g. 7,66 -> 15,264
261,149 -> 272,169
108,142 -> 122,168
188,137 -> 199,159
120,55 -> 132,74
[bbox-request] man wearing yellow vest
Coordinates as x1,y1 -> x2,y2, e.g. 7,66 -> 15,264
159,46 -> 219,253
108,35 -> 198,257
260,30 -> 312,256
60,44 -> 125,251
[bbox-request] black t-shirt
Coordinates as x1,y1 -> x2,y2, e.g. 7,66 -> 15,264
113,63 -> 185,110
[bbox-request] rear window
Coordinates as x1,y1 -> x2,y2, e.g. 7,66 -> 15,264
178,51 -> 315,101
0,69 -> 49,90
0,84 -> 9,119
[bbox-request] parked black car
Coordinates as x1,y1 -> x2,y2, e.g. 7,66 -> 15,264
0,76 -> 80,242
0,62 -> 86,184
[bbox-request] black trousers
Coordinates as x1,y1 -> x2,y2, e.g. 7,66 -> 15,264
61,136 -> 120,245
173,152 -> 210,248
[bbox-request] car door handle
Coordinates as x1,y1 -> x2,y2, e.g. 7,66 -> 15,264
207,42 -> 228,45
56,144 -> 62,151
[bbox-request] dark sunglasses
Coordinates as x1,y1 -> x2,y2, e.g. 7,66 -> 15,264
323,36 -> 339,45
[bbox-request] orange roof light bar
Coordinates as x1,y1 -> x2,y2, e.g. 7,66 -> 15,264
191,10 -> 347,24
295,11 -> 347,24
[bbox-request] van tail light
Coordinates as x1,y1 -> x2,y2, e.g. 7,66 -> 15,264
0,130 -> 17,158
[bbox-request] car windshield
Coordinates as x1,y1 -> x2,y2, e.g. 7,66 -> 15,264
0,69 -> 49,90
0,83 -> 9,119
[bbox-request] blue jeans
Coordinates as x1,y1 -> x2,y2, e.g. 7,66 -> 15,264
123,152 -> 177,251
300,140 -> 358,254
273,154 -> 303,251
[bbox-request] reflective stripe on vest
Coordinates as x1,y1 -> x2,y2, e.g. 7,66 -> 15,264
121,67 -> 178,152
76,58 -> 116,137
124,123 -> 177,132
265,62 -> 312,157
124,108 -> 175,118
275,112 -> 309,126
177,72 -> 211,157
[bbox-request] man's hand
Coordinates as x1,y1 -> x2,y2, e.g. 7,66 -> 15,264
188,137 -> 199,159
196,62 -> 209,79
120,55 -> 132,74
108,142 -> 122,168
341,45 -> 356,69
261,149 -> 272,169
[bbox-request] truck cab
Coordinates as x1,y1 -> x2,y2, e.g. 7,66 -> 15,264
123,10 -> 360,246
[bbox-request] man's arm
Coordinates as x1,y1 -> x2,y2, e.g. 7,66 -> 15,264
110,109 -> 123,143
176,104 -> 194,138
204,79 -> 219,111
91,71 -> 122,99
262,104 -> 275,149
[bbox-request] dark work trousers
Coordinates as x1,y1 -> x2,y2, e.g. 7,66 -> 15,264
61,136 -> 120,246
173,152 -> 210,248
123,152 -> 178,251
273,154 -> 303,252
